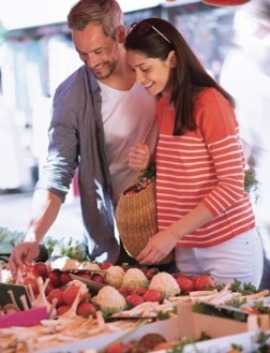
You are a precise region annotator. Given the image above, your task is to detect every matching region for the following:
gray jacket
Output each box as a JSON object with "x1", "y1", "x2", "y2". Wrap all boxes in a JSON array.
[{"x1": 36, "y1": 65, "x2": 120, "y2": 263}]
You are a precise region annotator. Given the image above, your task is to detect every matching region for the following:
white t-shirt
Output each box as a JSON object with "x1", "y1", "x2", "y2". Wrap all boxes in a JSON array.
[{"x1": 98, "y1": 81, "x2": 158, "y2": 205}]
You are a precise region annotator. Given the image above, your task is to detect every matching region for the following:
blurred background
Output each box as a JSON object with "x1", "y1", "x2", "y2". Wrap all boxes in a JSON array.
[
  {"x1": 0, "y1": 0, "x2": 244, "y2": 193},
  {"x1": 0, "y1": 0, "x2": 269, "y2": 282}
]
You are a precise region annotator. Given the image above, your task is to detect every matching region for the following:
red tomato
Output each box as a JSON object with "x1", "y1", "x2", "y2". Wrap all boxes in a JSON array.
[
  {"x1": 60, "y1": 272, "x2": 72, "y2": 285},
  {"x1": 145, "y1": 267, "x2": 159, "y2": 280},
  {"x1": 176, "y1": 275, "x2": 195, "y2": 293},
  {"x1": 189, "y1": 275, "x2": 199, "y2": 284},
  {"x1": 143, "y1": 289, "x2": 162, "y2": 303},
  {"x1": 77, "y1": 272, "x2": 92, "y2": 281},
  {"x1": 118, "y1": 286, "x2": 134, "y2": 297},
  {"x1": 45, "y1": 281, "x2": 55, "y2": 296},
  {"x1": 48, "y1": 269, "x2": 62, "y2": 287},
  {"x1": 47, "y1": 288, "x2": 65, "y2": 307},
  {"x1": 31, "y1": 262, "x2": 49, "y2": 279},
  {"x1": 20, "y1": 264, "x2": 32, "y2": 277},
  {"x1": 91, "y1": 274, "x2": 104, "y2": 283},
  {"x1": 126, "y1": 294, "x2": 144, "y2": 308},
  {"x1": 106, "y1": 343, "x2": 127, "y2": 353},
  {"x1": 24, "y1": 277, "x2": 39, "y2": 295},
  {"x1": 195, "y1": 275, "x2": 214, "y2": 291},
  {"x1": 76, "y1": 302, "x2": 97, "y2": 318},
  {"x1": 135, "y1": 287, "x2": 148, "y2": 296},
  {"x1": 63, "y1": 286, "x2": 88, "y2": 306},
  {"x1": 57, "y1": 305, "x2": 70, "y2": 316},
  {"x1": 100, "y1": 261, "x2": 113, "y2": 270}
]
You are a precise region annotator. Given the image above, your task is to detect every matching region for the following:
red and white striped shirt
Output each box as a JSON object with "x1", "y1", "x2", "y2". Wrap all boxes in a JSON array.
[{"x1": 156, "y1": 88, "x2": 255, "y2": 248}]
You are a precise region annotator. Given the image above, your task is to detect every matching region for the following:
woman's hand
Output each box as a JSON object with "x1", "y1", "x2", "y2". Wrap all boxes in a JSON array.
[
  {"x1": 137, "y1": 203, "x2": 214, "y2": 265},
  {"x1": 128, "y1": 143, "x2": 151, "y2": 171},
  {"x1": 136, "y1": 228, "x2": 179, "y2": 265}
]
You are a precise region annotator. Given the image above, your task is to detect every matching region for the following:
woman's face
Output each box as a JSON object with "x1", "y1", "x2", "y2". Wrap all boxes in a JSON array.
[{"x1": 126, "y1": 49, "x2": 175, "y2": 96}]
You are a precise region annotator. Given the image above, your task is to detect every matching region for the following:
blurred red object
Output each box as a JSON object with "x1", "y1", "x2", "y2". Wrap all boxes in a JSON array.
[{"x1": 202, "y1": 0, "x2": 250, "y2": 5}]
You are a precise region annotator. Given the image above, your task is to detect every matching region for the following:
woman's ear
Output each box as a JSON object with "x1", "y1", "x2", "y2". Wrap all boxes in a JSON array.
[
  {"x1": 117, "y1": 25, "x2": 126, "y2": 44},
  {"x1": 168, "y1": 50, "x2": 177, "y2": 68}
]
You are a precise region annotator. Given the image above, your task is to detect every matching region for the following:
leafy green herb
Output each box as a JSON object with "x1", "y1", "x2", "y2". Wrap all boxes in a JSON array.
[
  {"x1": 255, "y1": 331, "x2": 270, "y2": 353},
  {"x1": 126, "y1": 162, "x2": 156, "y2": 193},
  {"x1": 244, "y1": 169, "x2": 258, "y2": 194},
  {"x1": 58, "y1": 238, "x2": 87, "y2": 261},
  {"x1": 192, "y1": 302, "x2": 247, "y2": 322},
  {"x1": 253, "y1": 301, "x2": 270, "y2": 314},
  {"x1": 198, "y1": 331, "x2": 212, "y2": 341},
  {"x1": 169, "y1": 336, "x2": 195, "y2": 353},
  {"x1": 156, "y1": 310, "x2": 171, "y2": 320},
  {"x1": 0, "y1": 226, "x2": 88, "y2": 261},
  {"x1": 242, "y1": 282, "x2": 257, "y2": 295},
  {"x1": 231, "y1": 343, "x2": 243, "y2": 351},
  {"x1": 168, "y1": 333, "x2": 211, "y2": 353},
  {"x1": 226, "y1": 297, "x2": 247, "y2": 308},
  {"x1": 230, "y1": 279, "x2": 242, "y2": 292},
  {"x1": 230, "y1": 279, "x2": 257, "y2": 295}
]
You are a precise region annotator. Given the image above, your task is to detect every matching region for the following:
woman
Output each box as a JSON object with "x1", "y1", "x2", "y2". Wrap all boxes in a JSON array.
[{"x1": 124, "y1": 18, "x2": 263, "y2": 287}]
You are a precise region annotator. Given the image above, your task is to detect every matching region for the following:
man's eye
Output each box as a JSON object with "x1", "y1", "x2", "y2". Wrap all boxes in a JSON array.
[{"x1": 79, "y1": 53, "x2": 87, "y2": 59}]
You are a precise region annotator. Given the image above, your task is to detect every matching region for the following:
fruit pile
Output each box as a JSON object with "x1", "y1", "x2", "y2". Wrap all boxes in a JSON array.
[
  {"x1": 124, "y1": 163, "x2": 155, "y2": 195},
  {"x1": 104, "y1": 333, "x2": 170, "y2": 353},
  {"x1": 12, "y1": 261, "x2": 216, "y2": 320},
  {"x1": 175, "y1": 274, "x2": 214, "y2": 293},
  {"x1": 14, "y1": 262, "x2": 96, "y2": 318}
]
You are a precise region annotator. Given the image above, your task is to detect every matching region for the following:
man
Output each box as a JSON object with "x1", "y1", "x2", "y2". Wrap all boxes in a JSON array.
[{"x1": 9, "y1": 0, "x2": 157, "y2": 273}]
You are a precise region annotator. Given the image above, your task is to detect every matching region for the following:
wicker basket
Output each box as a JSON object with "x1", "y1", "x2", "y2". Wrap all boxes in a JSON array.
[{"x1": 115, "y1": 180, "x2": 174, "y2": 265}]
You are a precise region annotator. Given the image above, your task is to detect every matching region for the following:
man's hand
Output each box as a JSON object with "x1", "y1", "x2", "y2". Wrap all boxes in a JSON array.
[{"x1": 9, "y1": 241, "x2": 40, "y2": 275}]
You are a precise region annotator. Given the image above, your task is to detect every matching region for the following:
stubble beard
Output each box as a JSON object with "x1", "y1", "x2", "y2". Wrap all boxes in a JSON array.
[
  {"x1": 93, "y1": 44, "x2": 120, "y2": 80},
  {"x1": 93, "y1": 60, "x2": 118, "y2": 80}
]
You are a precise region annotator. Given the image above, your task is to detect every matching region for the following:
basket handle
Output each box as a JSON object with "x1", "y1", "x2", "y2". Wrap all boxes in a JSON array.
[{"x1": 141, "y1": 117, "x2": 156, "y2": 144}]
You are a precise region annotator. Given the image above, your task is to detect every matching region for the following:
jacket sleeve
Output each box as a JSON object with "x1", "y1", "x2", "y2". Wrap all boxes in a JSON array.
[{"x1": 35, "y1": 73, "x2": 80, "y2": 202}]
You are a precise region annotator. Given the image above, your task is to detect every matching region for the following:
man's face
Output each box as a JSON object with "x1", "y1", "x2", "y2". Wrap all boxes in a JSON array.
[{"x1": 73, "y1": 23, "x2": 120, "y2": 80}]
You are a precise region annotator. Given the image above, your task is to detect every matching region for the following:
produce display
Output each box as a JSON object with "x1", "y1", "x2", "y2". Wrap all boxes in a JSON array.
[
  {"x1": 5, "y1": 260, "x2": 221, "y2": 319},
  {"x1": 1, "y1": 257, "x2": 270, "y2": 353}
]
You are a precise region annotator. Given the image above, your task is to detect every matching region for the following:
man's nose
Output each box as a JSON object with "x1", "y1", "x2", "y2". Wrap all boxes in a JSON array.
[{"x1": 85, "y1": 53, "x2": 98, "y2": 68}]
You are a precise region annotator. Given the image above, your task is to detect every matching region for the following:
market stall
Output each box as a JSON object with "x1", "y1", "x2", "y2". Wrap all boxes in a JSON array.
[{"x1": 1, "y1": 259, "x2": 270, "y2": 353}]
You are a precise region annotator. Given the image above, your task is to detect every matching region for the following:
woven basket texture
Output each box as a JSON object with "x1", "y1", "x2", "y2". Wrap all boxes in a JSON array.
[{"x1": 116, "y1": 181, "x2": 174, "y2": 264}]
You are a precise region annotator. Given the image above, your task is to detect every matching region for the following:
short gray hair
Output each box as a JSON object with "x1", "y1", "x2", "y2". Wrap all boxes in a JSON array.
[{"x1": 67, "y1": 0, "x2": 124, "y2": 38}]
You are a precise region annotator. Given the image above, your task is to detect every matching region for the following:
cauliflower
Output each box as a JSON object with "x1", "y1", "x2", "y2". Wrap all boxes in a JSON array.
[
  {"x1": 65, "y1": 279, "x2": 89, "y2": 294},
  {"x1": 91, "y1": 286, "x2": 126, "y2": 314},
  {"x1": 80, "y1": 262, "x2": 101, "y2": 271},
  {"x1": 1, "y1": 268, "x2": 12, "y2": 283},
  {"x1": 50, "y1": 257, "x2": 81, "y2": 270},
  {"x1": 122, "y1": 268, "x2": 148, "y2": 289},
  {"x1": 104, "y1": 265, "x2": 125, "y2": 288},
  {"x1": 149, "y1": 272, "x2": 180, "y2": 298}
]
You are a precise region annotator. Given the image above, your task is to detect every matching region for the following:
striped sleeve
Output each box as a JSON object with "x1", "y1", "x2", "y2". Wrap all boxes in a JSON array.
[{"x1": 197, "y1": 89, "x2": 246, "y2": 217}]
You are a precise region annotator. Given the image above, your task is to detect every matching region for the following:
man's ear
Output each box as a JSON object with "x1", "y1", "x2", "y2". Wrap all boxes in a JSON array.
[
  {"x1": 117, "y1": 25, "x2": 126, "y2": 43},
  {"x1": 168, "y1": 50, "x2": 177, "y2": 68}
]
